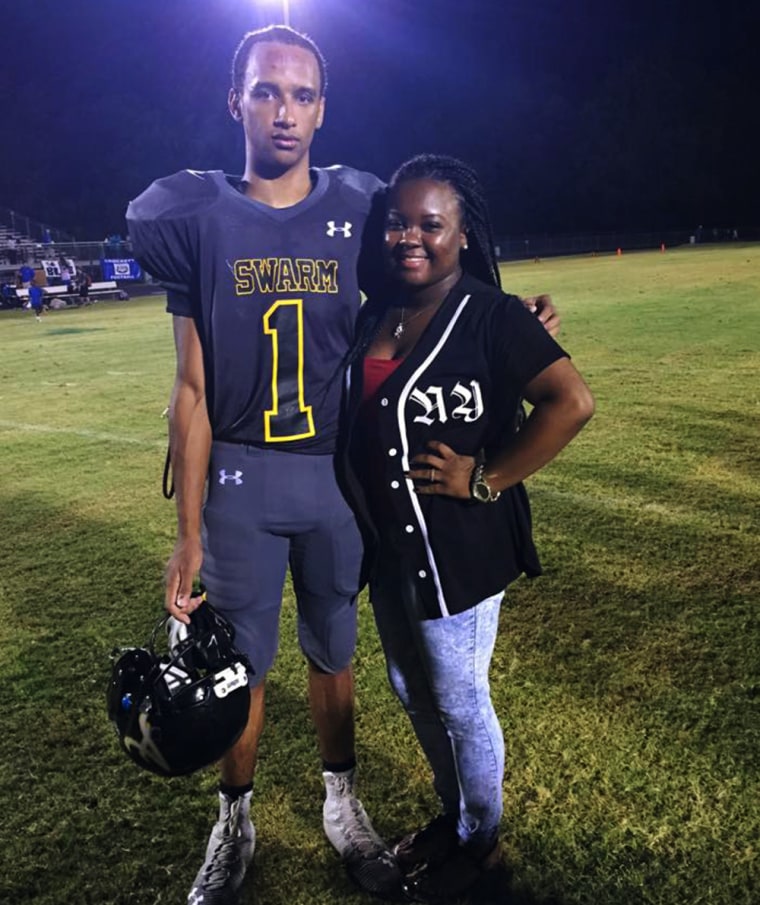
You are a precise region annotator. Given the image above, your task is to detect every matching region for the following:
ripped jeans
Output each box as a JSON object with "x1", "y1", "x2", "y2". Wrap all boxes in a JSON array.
[{"x1": 370, "y1": 554, "x2": 504, "y2": 853}]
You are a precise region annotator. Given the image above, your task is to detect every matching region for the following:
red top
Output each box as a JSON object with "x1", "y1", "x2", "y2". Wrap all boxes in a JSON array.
[
  {"x1": 358, "y1": 357, "x2": 405, "y2": 525},
  {"x1": 362, "y1": 356, "x2": 403, "y2": 403}
]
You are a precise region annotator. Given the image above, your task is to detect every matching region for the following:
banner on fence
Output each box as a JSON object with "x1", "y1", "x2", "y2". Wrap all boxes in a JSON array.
[
  {"x1": 41, "y1": 258, "x2": 76, "y2": 280},
  {"x1": 101, "y1": 258, "x2": 142, "y2": 280}
]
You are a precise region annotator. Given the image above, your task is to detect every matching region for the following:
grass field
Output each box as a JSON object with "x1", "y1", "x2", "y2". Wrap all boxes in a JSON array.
[{"x1": 1, "y1": 244, "x2": 758, "y2": 905}]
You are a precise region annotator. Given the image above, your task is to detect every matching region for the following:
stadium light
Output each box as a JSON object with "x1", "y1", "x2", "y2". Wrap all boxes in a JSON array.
[{"x1": 258, "y1": 0, "x2": 291, "y2": 26}]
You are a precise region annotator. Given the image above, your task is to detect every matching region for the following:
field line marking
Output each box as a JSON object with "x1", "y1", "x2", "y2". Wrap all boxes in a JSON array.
[
  {"x1": 0, "y1": 419, "x2": 165, "y2": 448},
  {"x1": 532, "y1": 486, "x2": 757, "y2": 530}
]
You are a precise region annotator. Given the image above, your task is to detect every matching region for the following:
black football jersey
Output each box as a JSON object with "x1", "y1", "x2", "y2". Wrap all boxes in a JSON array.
[{"x1": 127, "y1": 167, "x2": 386, "y2": 453}]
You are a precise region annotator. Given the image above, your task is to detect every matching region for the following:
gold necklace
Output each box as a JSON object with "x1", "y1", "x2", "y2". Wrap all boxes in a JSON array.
[{"x1": 392, "y1": 306, "x2": 428, "y2": 339}]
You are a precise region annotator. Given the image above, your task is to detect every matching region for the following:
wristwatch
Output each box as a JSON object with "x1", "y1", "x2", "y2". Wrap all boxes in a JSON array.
[{"x1": 470, "y1": 463, "x2": 501, "y2": 503}]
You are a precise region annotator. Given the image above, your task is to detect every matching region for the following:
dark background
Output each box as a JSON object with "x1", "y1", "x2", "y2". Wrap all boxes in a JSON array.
[{"x1": 1, "y1": 0, "x2": 757, "y2": 238}]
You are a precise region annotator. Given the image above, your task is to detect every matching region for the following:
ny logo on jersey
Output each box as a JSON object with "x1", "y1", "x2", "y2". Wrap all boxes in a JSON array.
[
  {"x1": 218, "y1": 469, "x2": 243, "y2": 486},
  {"x1": 409, "y1": 381, "x2": 484, "y2": 425},
  {"x1": 326, "y1": 220, "x2": 352, "y2": 238}
]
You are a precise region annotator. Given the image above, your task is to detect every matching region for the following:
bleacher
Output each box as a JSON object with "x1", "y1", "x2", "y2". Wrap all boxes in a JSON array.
[
  {"x1": 14, "y1": 280, "x2": 125, "y2": 306},
  {"x1": 1, "y1": 206, "x2": 139, "y2": 308},
  {"x1": 0, "y1": 226, "x2": 34, "y2": 270},
  {"x1": 0, "y1": 212, "x2": 70, "y2": 281}
]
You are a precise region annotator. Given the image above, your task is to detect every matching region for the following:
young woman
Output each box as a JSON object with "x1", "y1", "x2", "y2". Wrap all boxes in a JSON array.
[{"x1": 338, "y1": 155, "x2": 594, "y2": 903}]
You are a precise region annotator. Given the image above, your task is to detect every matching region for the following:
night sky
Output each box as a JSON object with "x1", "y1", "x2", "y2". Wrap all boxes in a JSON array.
[{"x1": 2, "y1": 0, "x2": 758, "y2": 239}]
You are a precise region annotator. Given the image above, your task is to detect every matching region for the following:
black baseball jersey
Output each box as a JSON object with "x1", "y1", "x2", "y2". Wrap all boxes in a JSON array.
[
  {"x1": 127, "y1": 166, "x2": 385, "y2": 453},
  {"x1": 338, "y1": 272, "x2": 569, "y2": 619}
]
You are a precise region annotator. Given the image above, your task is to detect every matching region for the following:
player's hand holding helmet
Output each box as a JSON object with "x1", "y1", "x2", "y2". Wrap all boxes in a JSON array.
[{"x1": 107, "y1": 594, "x2": 252, "y2": 777}]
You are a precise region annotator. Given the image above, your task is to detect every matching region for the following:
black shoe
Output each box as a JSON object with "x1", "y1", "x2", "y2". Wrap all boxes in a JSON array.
[
  {"x1": 468, "y1": 860, "x2": 511, "y2": 904},
  {"x1": 401, "y1": 841, "x2": 501, "y2": 905},
  {"x1": 393, "y1": 814, "x2": 458, "y2": 871},
  {"x1": 345, "y1": 848, "x2": 405, "y2": 901}
]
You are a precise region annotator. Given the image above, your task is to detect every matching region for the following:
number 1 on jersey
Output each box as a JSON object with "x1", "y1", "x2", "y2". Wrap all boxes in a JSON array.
[{"x1": 263, "y1": 299, "x2": 315, "y2": 442}]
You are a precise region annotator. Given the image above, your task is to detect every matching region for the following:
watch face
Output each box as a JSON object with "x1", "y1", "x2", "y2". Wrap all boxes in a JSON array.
[{"x1": 473, "y1": 481, "x2": 490, "y2": 502}]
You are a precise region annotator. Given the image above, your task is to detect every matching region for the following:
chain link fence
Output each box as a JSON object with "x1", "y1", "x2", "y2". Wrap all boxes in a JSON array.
[{"x1": 495, "y1": 226, "x2": 759, "y2": 260}]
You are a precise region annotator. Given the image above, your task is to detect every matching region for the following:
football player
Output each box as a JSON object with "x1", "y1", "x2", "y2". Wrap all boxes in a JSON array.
[{"x1": 128, "y1": 26, "x2": 400, "y2": 904}]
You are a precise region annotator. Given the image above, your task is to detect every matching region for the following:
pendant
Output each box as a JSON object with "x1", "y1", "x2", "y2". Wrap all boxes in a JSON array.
[{"x1": 393, "y1": 322, "x2": 404, "y2": 339}]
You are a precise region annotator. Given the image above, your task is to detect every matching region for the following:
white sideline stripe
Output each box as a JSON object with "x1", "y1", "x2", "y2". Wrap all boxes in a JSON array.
[
  {"x1": 0, "y1": 419, "x2": 165, "y2": 448},
  {"x1": 533, "y1": 486, "x2": 754, "y2": 529}
]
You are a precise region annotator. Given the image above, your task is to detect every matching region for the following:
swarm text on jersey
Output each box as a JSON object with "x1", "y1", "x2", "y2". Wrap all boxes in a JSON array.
[{"x1": 233, "y1": 257, "x2": 339, "y2": 295}]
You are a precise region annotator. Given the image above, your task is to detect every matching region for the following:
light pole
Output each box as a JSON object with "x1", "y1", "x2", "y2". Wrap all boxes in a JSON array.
[{"x1": 259, "y1": 0, "x2": 291, "y2": 26}]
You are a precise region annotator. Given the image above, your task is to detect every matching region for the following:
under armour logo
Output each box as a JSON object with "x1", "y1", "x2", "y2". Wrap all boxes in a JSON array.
[
  {"x1": 326, "y1": 220, "x2": 352, "y2": 237},
  {"x1": 218, "y1": 469, "x2": 243, "y2": 485}
]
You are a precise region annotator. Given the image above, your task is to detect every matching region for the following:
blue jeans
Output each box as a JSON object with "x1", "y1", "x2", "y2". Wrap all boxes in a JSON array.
[{"x1": 370, "y1": 556, "x2": 504, "y2": 852}]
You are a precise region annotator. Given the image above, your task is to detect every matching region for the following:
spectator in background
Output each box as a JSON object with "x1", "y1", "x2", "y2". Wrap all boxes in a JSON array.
[
  {"x1": 19, "y1": 264, "x2": 35, "y2": 288},
  {"x1": 78, "y1": 271, "x2": 91, "y2": 305},
  {"x1": 29, "y1": 282, "x2": 44, "y2": 320},
  {"x1": 106, "y1": 233, "x2": 124, "y2": 255},
  {"x1": 1, "y1": 282, "x2": 15, "y2": 308},
  {"x1": 59, "y1": 257, "x2": 72, "y2": 288}
]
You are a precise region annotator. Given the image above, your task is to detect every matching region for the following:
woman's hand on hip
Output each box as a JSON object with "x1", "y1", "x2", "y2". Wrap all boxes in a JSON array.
[{"x1": 406, "y1": 441, "x2": 475, "y2": 499}]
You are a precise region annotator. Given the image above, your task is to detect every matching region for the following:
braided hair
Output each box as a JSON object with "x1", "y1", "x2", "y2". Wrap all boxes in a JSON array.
[
  {"x1": 231, "y1": 25, "x2": 328, "y2": 96},
  {"x1": 388, "y1": 154, "x2": 502, "y2": 289},
  {"x1": 343, "y1": 155, "x2": 503, "y2": 370}
]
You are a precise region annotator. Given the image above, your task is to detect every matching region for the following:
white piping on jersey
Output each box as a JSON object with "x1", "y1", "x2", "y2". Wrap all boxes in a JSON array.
[{"x1": 396, "y1": 293, "x2": 473, "y2": 618}]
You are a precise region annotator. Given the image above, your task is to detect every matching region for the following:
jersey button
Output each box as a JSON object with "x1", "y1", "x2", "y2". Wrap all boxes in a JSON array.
[
  {"x1": 405, "y1": 524, "x2": 414, "y2": 533},
  {"x1": 418, "y1": 570, "x2": 427, "y2": 579},
  {"x1": 390, "y1": 480, "x2": 400, "y2": 489},
  {"x1": 380, "y1": 397, "x2": 389, "y2": 406},
  {"x1": 388, "y1": 448, "x2": 398, "y2": 456}
]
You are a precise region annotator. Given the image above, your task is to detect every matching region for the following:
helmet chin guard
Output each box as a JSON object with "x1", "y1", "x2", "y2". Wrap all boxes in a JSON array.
[{"x1": 107, "y1": 597, "x2": 252, "y2": 777}]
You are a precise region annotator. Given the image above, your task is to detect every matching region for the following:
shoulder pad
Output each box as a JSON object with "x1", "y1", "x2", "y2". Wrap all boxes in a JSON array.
[
  {"x1": 127, "y1": 170, "x2": 227, "y2": 223},
  {"x1": 320, "y1": 165, "x2": 386, "y2": 208}
]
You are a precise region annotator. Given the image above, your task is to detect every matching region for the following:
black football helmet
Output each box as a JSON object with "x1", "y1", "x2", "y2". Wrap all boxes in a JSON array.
[{"x1": 107, "y1": 596, "x2": 252, "y2": 777}]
